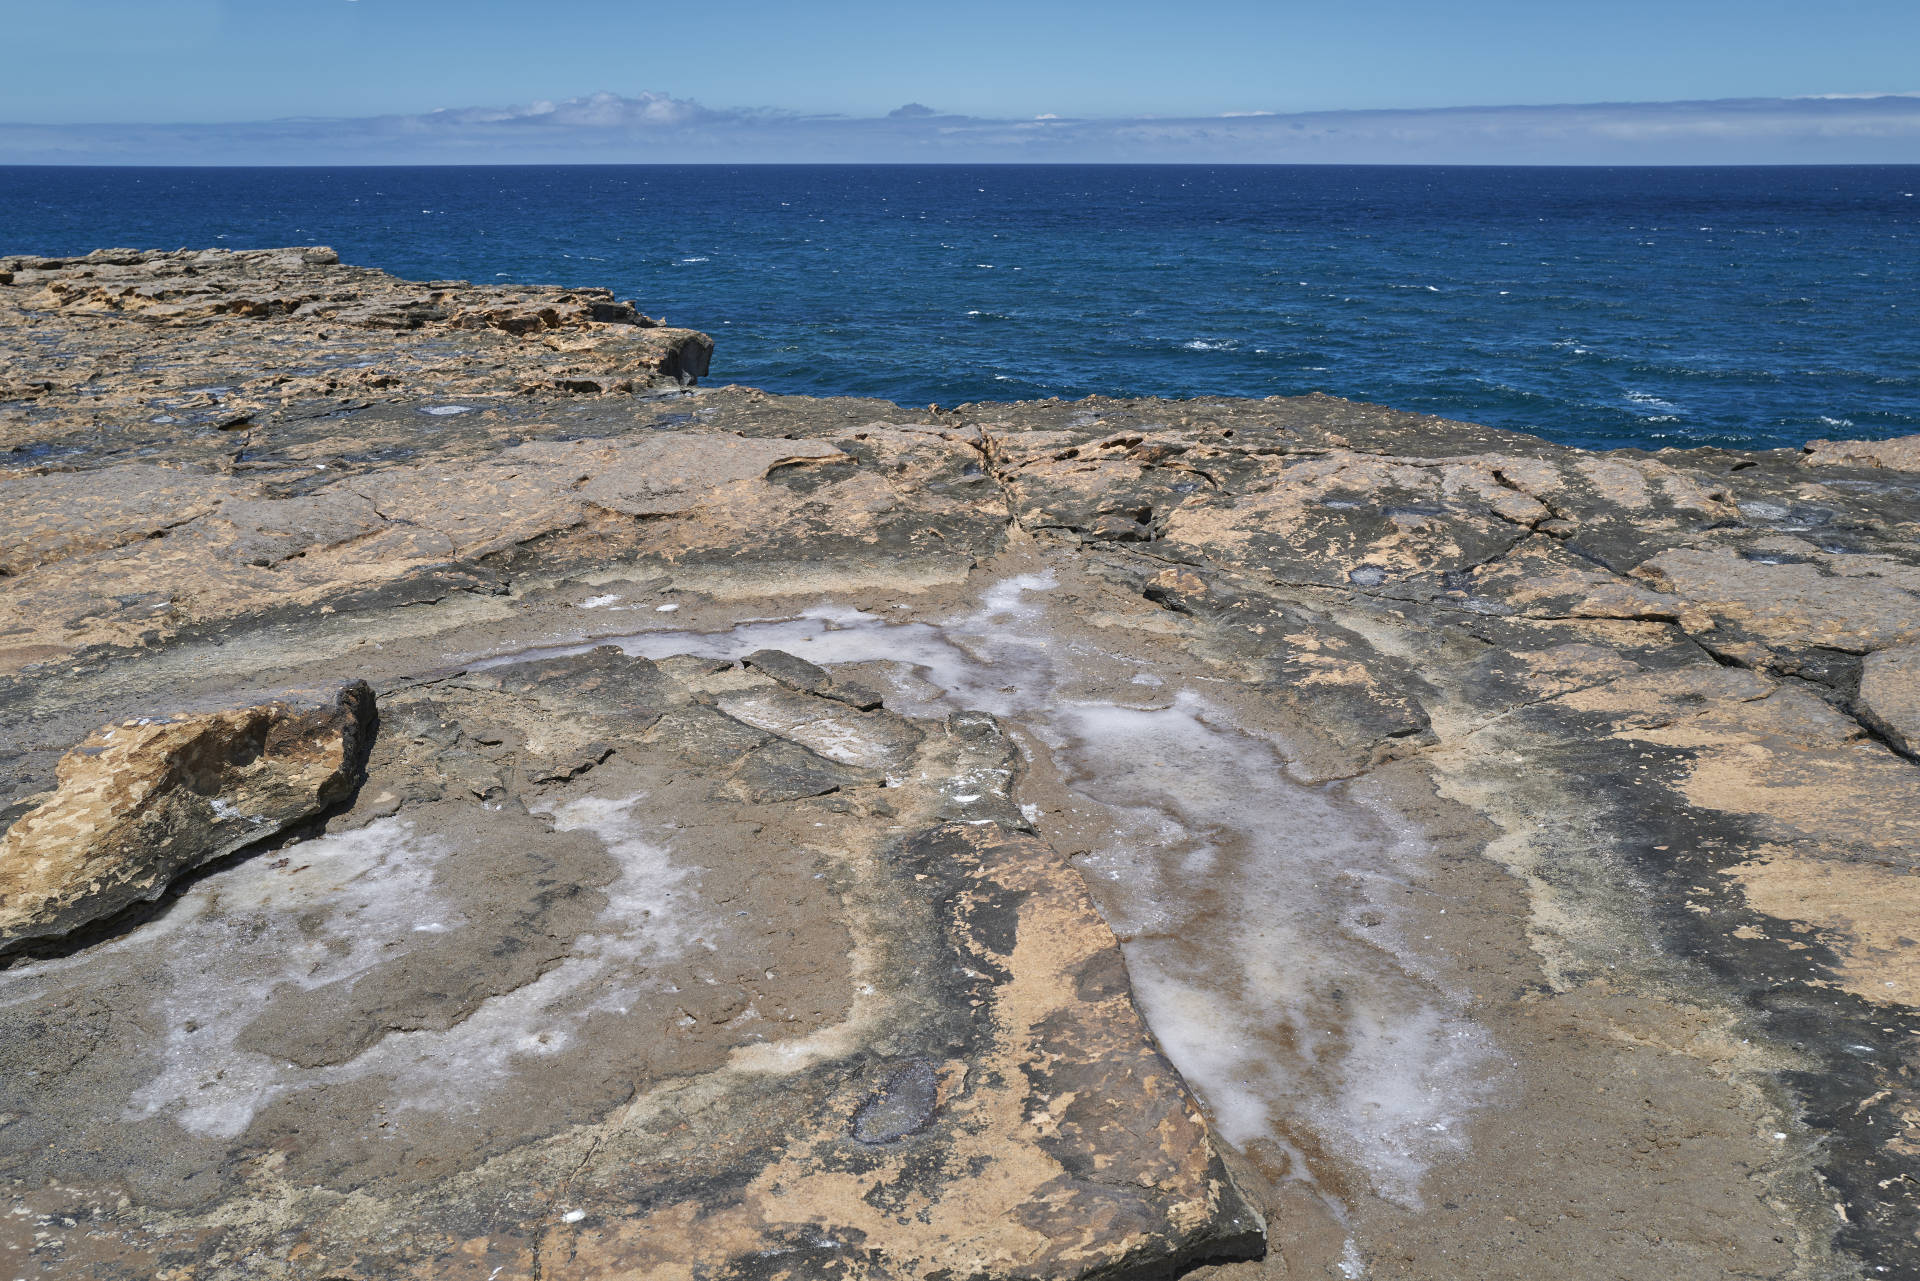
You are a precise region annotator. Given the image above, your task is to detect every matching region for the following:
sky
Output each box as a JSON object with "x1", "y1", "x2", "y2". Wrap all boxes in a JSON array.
[{"x1": 3, "y1": 0, "x2": 1919, "y2": 163}]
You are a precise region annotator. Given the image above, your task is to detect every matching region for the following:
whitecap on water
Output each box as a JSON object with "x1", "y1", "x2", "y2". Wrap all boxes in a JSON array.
[{"x1": 1624, "y1": 390, "x2": 1680, "y2": 416}]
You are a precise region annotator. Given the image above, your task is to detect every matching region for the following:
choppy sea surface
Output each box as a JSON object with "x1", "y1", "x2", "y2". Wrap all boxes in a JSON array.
[{"x1": 3, "y1": 164, "x2": 1916, "y2": 451}]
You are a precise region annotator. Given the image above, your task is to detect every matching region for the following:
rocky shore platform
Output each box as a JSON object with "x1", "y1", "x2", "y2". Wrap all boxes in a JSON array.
[{"x1": 2, "y1": 249, "x2": 1918, "y2": 1280}]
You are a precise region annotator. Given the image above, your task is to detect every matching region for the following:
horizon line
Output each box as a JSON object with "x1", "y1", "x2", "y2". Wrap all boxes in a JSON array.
[{"x1": 6, "y1": 160, "x2": 1920, "y2": 171}]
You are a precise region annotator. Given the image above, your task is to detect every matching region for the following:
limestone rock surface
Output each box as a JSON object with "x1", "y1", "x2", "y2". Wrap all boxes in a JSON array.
[
  {"x1": 1804, "y1": 433, "x2": 1920, "y2": 471},
  {"x1": 0, "y1": 651, "x2": 1257, "y2": 1279},
  {"x1": 0, "y1": 246, "x2": 713, "y2": 474},
  {"x1": 4, "y1": 249, "x2": 1920, "y2": 1280},
  {"x1": 1859, "y1": 643, "x2": 1920, "y2": 757}
]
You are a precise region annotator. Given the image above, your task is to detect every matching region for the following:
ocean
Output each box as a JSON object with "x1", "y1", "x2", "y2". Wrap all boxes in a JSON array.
[{"x1": 3, "y1": 164, "x2": 1915, "y2": 451}]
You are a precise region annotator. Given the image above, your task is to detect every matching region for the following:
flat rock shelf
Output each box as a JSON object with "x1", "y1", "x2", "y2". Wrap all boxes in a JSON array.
[{"x1": 2, "y1": 249, "x2": 1919, "y2": 1280}]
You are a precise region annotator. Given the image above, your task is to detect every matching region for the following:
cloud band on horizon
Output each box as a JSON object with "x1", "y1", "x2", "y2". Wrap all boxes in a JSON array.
[{"x1": 4, "y1": 91, "x2": 1919, "y2": 165}]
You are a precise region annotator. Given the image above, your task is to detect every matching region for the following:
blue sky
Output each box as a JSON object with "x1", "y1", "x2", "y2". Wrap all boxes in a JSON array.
[
  {"x1": 2, "y1": 1, "x2": 1917, "y2": 163},
  {"x1": 6, "y1": 0, "x2": 1918, "y2": 124}
]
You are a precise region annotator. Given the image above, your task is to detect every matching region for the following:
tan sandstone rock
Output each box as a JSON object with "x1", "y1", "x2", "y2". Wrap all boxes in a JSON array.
[
  {"x1": 1860, "y1": 644, "x2": 1920, "y2": 756},
  {"x1": 0, "y1": 681, "x2": 374, "y2": 952},
  {"x1": 1803, "y1": 434, "x2": 1920, "y2": 471}
]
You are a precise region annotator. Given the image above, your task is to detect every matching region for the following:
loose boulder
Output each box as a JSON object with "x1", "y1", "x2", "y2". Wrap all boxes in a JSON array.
[{"x1": 0, "y1": 681, "x2": 374, "y2": 953}]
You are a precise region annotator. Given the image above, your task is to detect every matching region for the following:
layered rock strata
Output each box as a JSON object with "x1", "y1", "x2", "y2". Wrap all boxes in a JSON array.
[
  {"x1": 2, "y1": 252, "x2": 1919, "y2": 1279},
  {"x1": 0, "y1": 246, "x2": 713, "y2": 476}
]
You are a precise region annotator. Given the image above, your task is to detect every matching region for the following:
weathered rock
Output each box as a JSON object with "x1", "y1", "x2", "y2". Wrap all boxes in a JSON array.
[
  {"x1": 0, "y1": 246, "x2": 712, "y2": 478},
  {"x1": 744, "y1": 646, "x2": 835, "y2": 693},
  {"x1": 0, "y1": 421, "x2": 1006, "y2": 674},
  {"x1": 1859, "y1": 644, "x2": 1920, "y2": 757},
  {"x1": 5, "y1": 252, "x2": 1920, "y2": 1279},
  {"x1": 1634, "y1": 543, "x2": 1920, "y2": 653},
  {"x1": 1804, "y1": 433, "x2": 1920, "y2": 471},
  {"x1": 0, "y1": 650, "x2": 1259, "y2": 1279},
  {"x1": 0, "y1": 464, "x2": 244, "y2": 574},
  {"x1": 0, "y1": 680, "x2": 373, "y2": 953},
  {"x1": 745, "y1": 646, "x2": 887, "y2": 709}
]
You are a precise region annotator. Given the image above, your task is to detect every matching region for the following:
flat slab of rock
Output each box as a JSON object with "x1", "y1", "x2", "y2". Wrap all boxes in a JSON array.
[
  {"x1": 0, "y1": 425, "x2": 998, "y2": 674},
  {"x1": 1803, "y1": 433, "x2": 1920, "y2": 471},
  {"x1": 1860, "y1": 644, "x2": 1920, "y2": 756},
  {"x1": 0, "y1": 651, "x2": 1259, "y2": 1279},
  {"x1": 0, "y1": 247, "x2": 713, "y2": 457}
]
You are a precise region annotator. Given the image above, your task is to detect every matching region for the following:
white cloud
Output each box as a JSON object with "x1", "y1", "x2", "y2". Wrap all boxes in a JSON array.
[{"x1": 4, "y1": 91, "x2": 1919, "y2": 164}]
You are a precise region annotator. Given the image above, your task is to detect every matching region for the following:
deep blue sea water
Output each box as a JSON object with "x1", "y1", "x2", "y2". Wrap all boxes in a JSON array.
[{"x1": 3, "y1": 164, "x2": 1916, "y2": 451}]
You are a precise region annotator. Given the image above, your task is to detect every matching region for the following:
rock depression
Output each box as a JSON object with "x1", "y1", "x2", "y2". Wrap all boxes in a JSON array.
[{"x1": 2, "y1": 251, "x2": 1918, "y2": 1280}]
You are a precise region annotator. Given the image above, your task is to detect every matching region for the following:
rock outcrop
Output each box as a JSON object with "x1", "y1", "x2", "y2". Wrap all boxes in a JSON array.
[
  {"x1": 1804, "y1": 433, "x2": 1920, "y2": 472},
  {"x1": 0, "y1": 681, "x2": 373, "y2": 954},
  {"x1": 0, "y1": 246, "x2": 713, "y2": 474},
  {"x1": 3, "y1": 251, "x2": 1919, "y2": 1280}
]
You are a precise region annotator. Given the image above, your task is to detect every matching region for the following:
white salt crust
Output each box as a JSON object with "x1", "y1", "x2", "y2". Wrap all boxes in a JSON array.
[
  {"x1": 524, "y1": 574, "x2": 1506, "y2": 1206},
  {"x1": 2, "y1": 575, "x2": 1504, "y2": 1205},
  {"x1": 3, "y1": 801, "x2": 711, "y2": 1140}
]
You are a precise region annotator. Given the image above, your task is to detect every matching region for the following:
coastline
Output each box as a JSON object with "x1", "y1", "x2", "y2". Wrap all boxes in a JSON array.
[
  {"x1": 9, "y1": 164, "x2": 1918, "y2": 453},
  {"x1": 2, "y1": 248, "x2": 1917, "y2": 1279}
]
